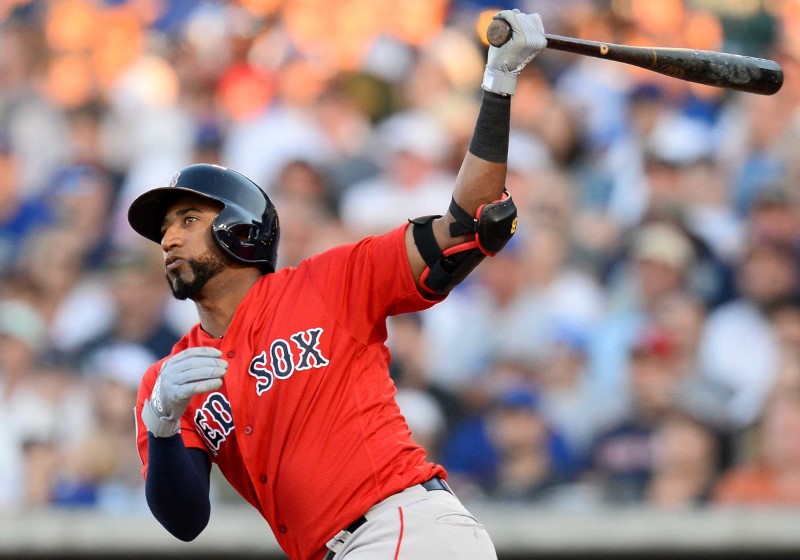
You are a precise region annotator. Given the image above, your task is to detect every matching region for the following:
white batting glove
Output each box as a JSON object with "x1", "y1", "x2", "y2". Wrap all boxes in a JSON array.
[
  {"x1": 482, "y1": 10, "x2": 547, "y2": 96},
  {"x1": 142, "y1": 347, "x2": 228, "y2": 438}
]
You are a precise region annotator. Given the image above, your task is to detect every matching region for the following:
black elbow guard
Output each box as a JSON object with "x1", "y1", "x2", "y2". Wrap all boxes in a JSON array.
[
  {"x1": 449, "y1": 189, "x2": 518, "y2": 255},
  {"x1": 410, "y1": 190, "x2": 518, "y2": 296}
]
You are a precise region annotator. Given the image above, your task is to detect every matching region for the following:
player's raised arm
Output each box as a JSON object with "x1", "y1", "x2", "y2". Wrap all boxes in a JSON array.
[{"x1": 405, "y1": 10, "x2": 546, "y2": 297}]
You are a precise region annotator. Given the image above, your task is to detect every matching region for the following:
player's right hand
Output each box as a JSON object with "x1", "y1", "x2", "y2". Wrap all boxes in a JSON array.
[
  {"x1": 142, "y1": 346, "x2": 228, "y2": 438},
  {"x1": 482, "y1": 10, "x2": 546, "y2": 96}
]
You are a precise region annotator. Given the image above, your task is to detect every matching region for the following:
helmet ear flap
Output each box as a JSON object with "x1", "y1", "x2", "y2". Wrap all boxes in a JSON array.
[{"x1": 212, "y1": 206, "x2": 279, "y2": 273}]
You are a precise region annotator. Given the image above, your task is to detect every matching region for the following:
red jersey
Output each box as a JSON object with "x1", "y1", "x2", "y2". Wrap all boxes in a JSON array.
[{"x1": 135, "y1": 224, "x2": 446, "y2": 560}]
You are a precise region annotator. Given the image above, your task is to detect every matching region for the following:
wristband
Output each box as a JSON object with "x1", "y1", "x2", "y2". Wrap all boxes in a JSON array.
[{"x1": 482, "y1": 67, "x2": 518, "y2": 97}]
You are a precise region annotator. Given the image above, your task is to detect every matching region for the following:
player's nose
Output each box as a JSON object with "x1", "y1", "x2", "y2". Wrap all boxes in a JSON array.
[{"x1": 160, "y1": 223, "x2": 184, "y2": 251}]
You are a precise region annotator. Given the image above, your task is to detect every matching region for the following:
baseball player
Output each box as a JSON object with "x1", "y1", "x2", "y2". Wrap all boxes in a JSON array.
[{"x1": 129, "y1": 10, "x2": 546, "y2": 560}]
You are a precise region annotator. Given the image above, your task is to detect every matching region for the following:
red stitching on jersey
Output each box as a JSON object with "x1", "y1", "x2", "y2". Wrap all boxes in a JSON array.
[{"x1": 394, "y1": 507, "x2": 405, "y2": 560}]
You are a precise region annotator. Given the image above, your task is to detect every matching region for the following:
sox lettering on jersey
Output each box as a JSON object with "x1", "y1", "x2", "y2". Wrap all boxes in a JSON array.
[
  {"x1": 193, "y1": 328, "x2": 330, "y2": 454},
  {"x1": 248, "y1": 327, "x2": 330, "y2": 395}
]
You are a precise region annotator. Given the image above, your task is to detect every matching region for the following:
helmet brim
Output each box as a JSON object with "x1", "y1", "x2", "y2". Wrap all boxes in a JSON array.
[{"x1": 127, "y1": 186, "x2": 222, "y2": 244}]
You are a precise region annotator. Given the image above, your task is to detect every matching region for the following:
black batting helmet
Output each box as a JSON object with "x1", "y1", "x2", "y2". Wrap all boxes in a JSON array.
[{"x1": 127, "y1": 163, "x2": 280, "y2": 273}]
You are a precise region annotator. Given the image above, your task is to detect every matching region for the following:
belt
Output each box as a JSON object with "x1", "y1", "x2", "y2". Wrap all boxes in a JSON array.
[{"x1": 322, "y1": 476, "x2": 453, "y2": 560}]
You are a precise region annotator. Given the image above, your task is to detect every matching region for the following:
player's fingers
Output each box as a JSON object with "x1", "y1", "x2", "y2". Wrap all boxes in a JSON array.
[
  {"x1": 493, "y1": 9, "x2": 521, "y2": 27},
  {"x1": 518, "y1": 13, "x2": 546, "y2": 46},
  {"x1": 175, "y1": 377, "x2": 224, "y2": 400},
  {"x1": 163, "y1": 347, "x2": 223, "y2": 369},
  {"x1": 172, "y1": 364, "x2": 227, "y2": 386},
  {"x1": 164, "y1": 356, "x2": 229, "y2": 376},
  {"x1": 181, "y1": 356, "x2": 229, "y2": 371},
  {"x1": 192, "y1": 377, "x2": 224, "y2": 394}
]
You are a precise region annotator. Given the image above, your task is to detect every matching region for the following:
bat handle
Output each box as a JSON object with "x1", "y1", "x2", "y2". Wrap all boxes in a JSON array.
[{"x1": 487, "y1": 18, "x2": 512, "y2": 47}]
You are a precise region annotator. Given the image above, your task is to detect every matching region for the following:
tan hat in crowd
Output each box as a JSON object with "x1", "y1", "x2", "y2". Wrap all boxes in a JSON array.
[{"x1": 632, "y1": 222, "x2": 695, "y2": 270}]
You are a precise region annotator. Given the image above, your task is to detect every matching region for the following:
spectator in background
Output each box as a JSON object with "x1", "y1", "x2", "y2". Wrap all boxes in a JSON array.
[
  {"x1": 269, "y1": 159, "x2": 349, "y2": 269},
  {"x1": 13, "y1": 226, "x2": 115, "y2": 358},
  {"x1": 219, "y1": 41, "x2": 334, "y2": 194},
  {"x1": 41, "y1": 162, "x2": 117, "y2": 269},
  {"x1": 271, "y1": 159, "x2": 338, "y2": 217},
  {"x1": 746, "y1": 188, "x2": 800, "y2": 251},
  {"x1": 310, "y1": 81, "x2": 381, "y2": 198},
  {"x1": 638, "y1": 115, "x2": 716, "y2": 223},
  {"x1": 651, "y1": 293, "x2": 706, "y2": 377},
  {"x1": 443, "y1": 385, "x2": 580, "y2": 504},
  {"x1": 73, "y1": 248, "x2": 184, "y2": 369},
  {"x1": 589, "y1": 219, "x2": 697, "y2": 411},
  {"x1": 767, "y1": 295, "x2": 800, "y2": 358},
  {"x1": 645, "y1": 412, "x2": 721, "y2": 508},
  {"x1": 713, "y1": 390, "x2": 800, "y2": 505},
  {"x1": 518, "y1": 223, "x2": 606, "y2": 359},
  {"x1": 534, "y1": 326, "x2": 616, "y2": 461},
  {"x1": 764, "y1": 295, "x2": 800, "y2": 410},
  {"x1": 0, "y1": 139, "x2": 53, "y2": 268},
  {"x1": 698, "y1": 239, "x2": 799, "y2": 428},
  {"x1": 718, "y1": 84, "x2": 795, "y2": 219},
  {"x1": 0, "y1": 299, "x2": 92, "y2": 510},
  {"x1": 394, "y1": 389, "x2": 447, "y2": 465},
  {"x1": 421, "y1": 233, "x2": 536, "y2": 389},
  {"x1": 587, "y1": 326, "x2": 689, "y2": 504},
  {"x1": 650, "y1": 293, "x2": 733, "y2": 433},
  {"x1": 338, "y1": 109, "x2": 455, "y2": 237},
  {"x1": 678, "y1": 150, "x2": 743, "y2": 265},
  {"x1": 386, "y1": 313, "x2": 459, "y2": 462},
  {"x1": 52, "y1": 344, "x2": 151, "y2": 511},
  {"x1": 424, "y1": 220, "x2": 604, "y2": 391},
  {"x1": 485, "y1": 387, "x2": 578, "y2": 503},
  {"x1": 601, "y1": 83, "x2": 714, "y2": 229},
  {"x1": 440, "y1": 359, "x2": 535, "y2": 499},
  {"x1": 0, "y1": 24, "x2": 68, "y2": 200},
  {"x1": 0, "y1": 298, "x2": 46, "y2": 508}
]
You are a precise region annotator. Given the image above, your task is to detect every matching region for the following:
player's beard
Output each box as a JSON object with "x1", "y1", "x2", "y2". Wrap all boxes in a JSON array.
[{"x1": 167, "y1": 246, "x2": 227, "y2": 300}]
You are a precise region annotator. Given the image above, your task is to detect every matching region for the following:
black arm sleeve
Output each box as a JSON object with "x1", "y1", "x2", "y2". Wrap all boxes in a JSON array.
[
  {"x1": 145, "y1": 433, "x2": 212, "y2": 541},
  {"x1": 468, "y1": 91, "x2": 511, "y2": 163}
]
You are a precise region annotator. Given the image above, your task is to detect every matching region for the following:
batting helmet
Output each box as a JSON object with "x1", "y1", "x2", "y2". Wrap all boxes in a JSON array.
[{"x1": 127, "y1": 163, "x2": 280, "y2": 273}]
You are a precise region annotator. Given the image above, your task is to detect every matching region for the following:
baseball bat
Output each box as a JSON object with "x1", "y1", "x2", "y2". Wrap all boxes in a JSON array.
[{"x1": 487, "y1": 19, "x2": 783, "y2": 95}]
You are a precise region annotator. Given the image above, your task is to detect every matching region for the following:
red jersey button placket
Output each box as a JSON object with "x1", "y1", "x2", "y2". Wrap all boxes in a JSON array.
[
  {"x1": 226, "y1": 351, "x2": 236, "y2": 358},
  {"x1": 243, "y1": 425, "x2": 253, "y2": 435}
]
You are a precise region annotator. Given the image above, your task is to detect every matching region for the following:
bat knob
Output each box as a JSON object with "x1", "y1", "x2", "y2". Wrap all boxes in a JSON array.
[{"x1": 487, "y1": 18, "x2": 512, "y2": 47}]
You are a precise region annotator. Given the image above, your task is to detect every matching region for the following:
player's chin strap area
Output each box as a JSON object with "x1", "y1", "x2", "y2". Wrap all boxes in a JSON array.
[{"x1": 410, "y1": 189, "x2": 518, "y2": 297}]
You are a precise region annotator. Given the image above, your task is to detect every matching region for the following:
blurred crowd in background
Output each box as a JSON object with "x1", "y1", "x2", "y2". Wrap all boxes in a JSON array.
[{"x1": 0, "y1": 0, "x2": 799, "y2": 518}]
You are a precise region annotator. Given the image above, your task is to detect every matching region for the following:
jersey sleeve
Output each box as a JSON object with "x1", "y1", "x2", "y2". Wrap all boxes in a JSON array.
[
  {"x1": 305, "y1": 223, "x2": 443, "y2": 344},
  {"x1": 135, "y1": 358, "x2": 211, "y2": 478}
]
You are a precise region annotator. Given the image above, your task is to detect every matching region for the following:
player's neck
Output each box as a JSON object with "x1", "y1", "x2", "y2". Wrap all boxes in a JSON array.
[{"x1": 193, "y1": 266, "x2": 263, "y2": 338}]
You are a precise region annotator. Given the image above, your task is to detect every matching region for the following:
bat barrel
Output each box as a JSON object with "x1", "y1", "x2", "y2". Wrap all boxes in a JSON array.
[
  {"x1": 486, "y1": 18, "x2": 784, "y2": 95},
  {"x1": 546, "y1": 34, "x2": 784, "y2": 96}
]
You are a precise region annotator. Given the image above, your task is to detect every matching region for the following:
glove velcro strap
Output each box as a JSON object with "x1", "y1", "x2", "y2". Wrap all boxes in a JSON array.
[
  {"x1": 482, "y1": 67, "x2": 517, "y2": 96},
  {"x1": 142, "y1": 399, "x2": 181, "y2": 438}
]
